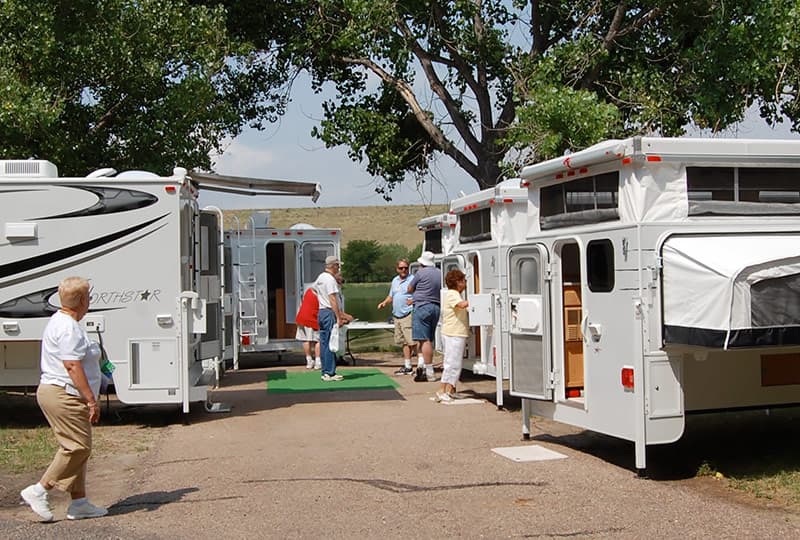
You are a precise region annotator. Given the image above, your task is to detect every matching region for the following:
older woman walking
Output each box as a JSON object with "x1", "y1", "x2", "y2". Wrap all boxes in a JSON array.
[{"x1": 20, "y1": 276, "x2": 108, "y2": 521}]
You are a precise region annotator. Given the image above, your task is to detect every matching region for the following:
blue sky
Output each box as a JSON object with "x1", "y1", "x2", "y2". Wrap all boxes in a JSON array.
[{"x1": 199, "y1": 79, "x2": 800, "y2": 210}]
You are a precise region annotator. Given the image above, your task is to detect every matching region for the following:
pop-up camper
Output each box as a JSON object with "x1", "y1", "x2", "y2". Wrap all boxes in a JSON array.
[
  {"x1": 510, "y1": 137, "x2": 800, "y2": 473},
  {"x1": 223, "y1": 213, "x2": 341, "y2": 369},
  {"x1": 0, "y1": 160, "x2": 319, "y2": 412},
  {"x1": 440, "y1": 180, "x2": 528, "y2": 407}
]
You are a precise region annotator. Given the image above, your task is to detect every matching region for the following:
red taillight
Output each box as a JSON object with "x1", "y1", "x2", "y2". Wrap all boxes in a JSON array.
[
  {"x1": 165, "y1": 186, "x2": 177, "y2": 194},
  {"x1": 621, "y1": 366, "x2": 634, "y2": 390},
  {"x1": 646, "y1": 155, "x2": 662, "y2": 162},
  {"x1": 241, "y1": 335, "x2": 251, "y2": 345}
]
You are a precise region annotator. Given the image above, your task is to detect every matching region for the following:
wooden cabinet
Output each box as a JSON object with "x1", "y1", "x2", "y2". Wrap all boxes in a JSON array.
[{"x1": 562, "y1": 284, "x2": 584, "y2": 389}]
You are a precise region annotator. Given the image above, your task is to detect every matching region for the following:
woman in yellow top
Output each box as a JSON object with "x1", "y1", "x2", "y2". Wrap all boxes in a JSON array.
[{"x1": 437, "y1": 269, "x2": 469, "y2": 402}]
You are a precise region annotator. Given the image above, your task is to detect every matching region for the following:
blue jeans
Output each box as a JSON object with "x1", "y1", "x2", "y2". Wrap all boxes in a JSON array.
[
  {"x1": 318, "y1": 308, "x2": 337, "y2": 376},
  {"x1": 412, "y1": 303, "x2": 440, "y2": 342}
]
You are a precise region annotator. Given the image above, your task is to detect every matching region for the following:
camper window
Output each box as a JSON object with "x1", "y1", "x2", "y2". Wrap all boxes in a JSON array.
[
  {"x1": 587, "y1": 239, "x2": 614, "y2": 293},
  {"x1": 303, "y1": 247, "x2": 331, "y2": 283},
  {"x1": 687, "y1": 167, "x2": 800, "y2": 215},
  {"x1": 540, "y1": 172, "x2": 620, "y2": 229},
  {"x1": 425, "y1": 229, "x2": 443, "y2": 254},
  {"x1": 459, "y1": 208, "x2": 492, "y2": 244},
  {"x1": 509, "y1": 252, "x2": 541, "y2": 295}
]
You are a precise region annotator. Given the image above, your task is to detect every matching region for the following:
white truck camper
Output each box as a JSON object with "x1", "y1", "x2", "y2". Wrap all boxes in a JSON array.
[
  {"x1": 511, "y1": 137, "x2": 800, "y2": 474},
  {"x1": 0, "y1": 160, "x2": 320, "y2": 412},
  {"x1": 223, "y1": 212, "x2": 341, "y2": 369},
  {"x1": 440, "y1": 180, "x2": 528, "y2": 407}
]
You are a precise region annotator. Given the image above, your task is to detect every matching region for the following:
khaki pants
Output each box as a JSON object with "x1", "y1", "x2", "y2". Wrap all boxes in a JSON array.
[{"x1": 37, "y1": 384, "x2": 92, "y2": 493}]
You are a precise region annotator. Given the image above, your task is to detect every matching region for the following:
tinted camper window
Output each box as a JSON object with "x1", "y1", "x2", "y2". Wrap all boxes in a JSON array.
[
  {"x1": 687, "y1": 167, "x2": 800, "y2": 214},
  {"x1": 587, "y1": 239, "x2": 614, "y2": 292},
  {"x1": 425, "y1": 229, "x2": 442, "y2": 254},
  {"x1": 459, "y1": 208, "x2": 491, "y2": 243},
  {"x1": 540, "y1": 172, "x2": 620, "y2": 229}
]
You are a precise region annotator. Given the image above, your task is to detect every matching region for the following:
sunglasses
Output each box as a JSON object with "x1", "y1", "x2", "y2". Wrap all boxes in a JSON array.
[{"x1": 397, "y1": 266, "x2": 409, "y2": 270}]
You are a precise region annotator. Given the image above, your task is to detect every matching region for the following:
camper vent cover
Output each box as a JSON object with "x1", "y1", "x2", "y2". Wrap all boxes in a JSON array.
[{"x1": 0, "y1": 160, "x2": 58, "y2": 178}]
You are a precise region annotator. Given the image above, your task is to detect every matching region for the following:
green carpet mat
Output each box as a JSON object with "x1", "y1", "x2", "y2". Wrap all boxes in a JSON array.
[{"x1": 266, "y1": 368, "x2": 400, "y2": 394}]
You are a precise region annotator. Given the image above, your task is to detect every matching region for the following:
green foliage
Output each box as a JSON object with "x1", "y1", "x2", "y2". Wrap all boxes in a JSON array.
[
  {"x1": 342, "y1": 240, "x2": 416, "y2": 283},
  {"x1": 0, "y1": 0, "x2": 284, "y2": 174},
  {"x1": 342, "y1": 239, "x2": 382, "y2": 283},
  {"x1": 217, "y1": 0, "x2": 799, "y2": 196}
]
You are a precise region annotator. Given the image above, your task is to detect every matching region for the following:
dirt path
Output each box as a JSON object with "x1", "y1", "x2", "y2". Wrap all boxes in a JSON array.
[{"x1": 2, "y1": 353, "x2": 799, "y2": 539}]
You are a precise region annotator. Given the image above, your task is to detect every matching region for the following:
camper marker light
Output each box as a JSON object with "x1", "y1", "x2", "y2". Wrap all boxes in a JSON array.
[
  {"x1": 622, "y1": 157, "x2": 633, "y2": 165},
  {"x1": 621, "y1": 366, "x2": 634, "y2": 390},
  {"x1": 646, "y1": 155, "x2": 662, "y2": 162},
  {"x1": 241, "y1": 335, "x2": 251, "y2": 345},
  {"x1": 164, "y1": 186, "x2": 177, "y2": 194}
]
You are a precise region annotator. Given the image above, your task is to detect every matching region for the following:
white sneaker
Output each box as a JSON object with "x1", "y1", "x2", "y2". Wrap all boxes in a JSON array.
[
  {"x1": 435, "y1": 392, "x2": 453, "y2": 403},
  {"x1": 305, "y1": 359, "x2": 315, "y2": 369},
  {"x1": 313, "y1": 359, "x2": 322, "y2": 370},
  {"x1": 426, "y1": 371, "x2": 437, "y2": 382},
  {"x1": 20, "y1": 485, "x2": 53, "y2": 522},
  {"x1": 67, "y1": 499, "x2": 108, "y2": 520},
  {"x1": 321, "y1": 373, "x2": 344, "y2": 382}
]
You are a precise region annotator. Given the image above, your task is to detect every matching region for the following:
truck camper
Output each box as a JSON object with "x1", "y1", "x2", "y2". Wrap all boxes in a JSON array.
[
  {"x1": 415, "y1": 212, "x2": 457, "y2": 265},
  {"x1": 511, "y1": 137, "x2": 800, "y2": 473},
  {"x1": 0, "y1": 160, "x2": 319, "y2": 412},
  {"x1": 441, "y1": 180, "x2": 528, "y2": 407},
  {"x1": 223, "y1": 213, "x2": 341, "y2": 369}
]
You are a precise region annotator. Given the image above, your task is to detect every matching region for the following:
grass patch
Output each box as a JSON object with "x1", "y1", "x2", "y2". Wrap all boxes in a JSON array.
[{"x1": 0, "y1": 427, "x2": 58, "y2": 474}]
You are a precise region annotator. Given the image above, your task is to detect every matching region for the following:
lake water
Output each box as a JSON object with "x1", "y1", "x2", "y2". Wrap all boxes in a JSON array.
[{"x1": 341, "y1": 283, "x2": 396, "y2": 351}]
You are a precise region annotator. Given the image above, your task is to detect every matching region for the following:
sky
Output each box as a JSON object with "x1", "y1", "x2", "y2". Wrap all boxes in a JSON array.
[{"x1": 199, "y1": 78, "x2": 800, "y2": 211}]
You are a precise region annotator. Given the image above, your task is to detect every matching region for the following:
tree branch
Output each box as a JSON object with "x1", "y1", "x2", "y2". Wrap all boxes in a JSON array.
[{"x1": 336, "y1": 55, "x2": 480, "y2": 179}]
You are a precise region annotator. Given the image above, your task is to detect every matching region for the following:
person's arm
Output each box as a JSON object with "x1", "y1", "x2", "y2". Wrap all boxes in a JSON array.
[
  {"x1": 456, "y1": 300, "x2": 469, "y2": 309},
  {"x1": 377, "y1": 294, "x2": 392, "y2": 309},
  {"x1": 328, "y1": 293, "x2": 343, "y2": 326},
  {"x1": 63, "y1": 360, "x2": 100, "y2": 424}
]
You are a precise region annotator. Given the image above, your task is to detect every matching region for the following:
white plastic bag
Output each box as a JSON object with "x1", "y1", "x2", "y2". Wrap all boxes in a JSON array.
[{"x1": 329, "y1": 325, "x2": 340, "y2": 353}]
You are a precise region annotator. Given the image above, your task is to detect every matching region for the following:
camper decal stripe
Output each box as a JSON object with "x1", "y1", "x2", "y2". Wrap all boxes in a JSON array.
[
  {"x1": 664, "y1": 325, "x2": 800, "y2": 348},
  {"x1": 0, "y1": 286, "x2": 121, "y2": 319},
  {"x1": 0, "y1": 214, "x2": 168, "y2": 280},
  {"x1": 33, "y1": 186, "x2": 158, "y2": 220}
]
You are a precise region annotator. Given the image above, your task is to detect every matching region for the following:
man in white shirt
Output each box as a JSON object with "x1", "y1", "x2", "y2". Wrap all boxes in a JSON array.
[{"x1": 315, "y1": 256, "x2": 344, "y2": 381}]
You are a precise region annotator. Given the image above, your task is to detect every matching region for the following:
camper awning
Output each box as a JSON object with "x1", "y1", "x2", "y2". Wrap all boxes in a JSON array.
[
  {"x1": 188, "y1": 171, "x2": 321, "y2": 203},
  {"x1": 662, "y1": 234, "x2": 800, "y2": 348}
]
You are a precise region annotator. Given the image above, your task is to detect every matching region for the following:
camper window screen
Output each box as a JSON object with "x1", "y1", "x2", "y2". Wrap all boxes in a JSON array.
[
  {"x1": 425, "y1": 229, "x2": 442, "y2": 254},
  {"x1": 540, "y1": 172, "x2": 619, "y2": 228},
  {"x1": 459, "y1": 208, "x2": 491, "y2": 243},
  {"x1": 687, "y1": 167, "x2": 800, "y2": 213}
]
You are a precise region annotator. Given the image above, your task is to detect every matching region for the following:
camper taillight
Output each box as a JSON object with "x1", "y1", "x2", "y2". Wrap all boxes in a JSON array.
[
  {"x1": 241, "y1": 335, "x2": 251, "y2": 345},
  {"x1": 621, "y1": 366, "x2": 634, "y2": 390}
]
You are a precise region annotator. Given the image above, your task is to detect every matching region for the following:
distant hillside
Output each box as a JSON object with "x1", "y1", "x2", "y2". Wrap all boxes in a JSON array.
[{"x1": 222, "y1": 204, "x2": 449, "y2": 249}]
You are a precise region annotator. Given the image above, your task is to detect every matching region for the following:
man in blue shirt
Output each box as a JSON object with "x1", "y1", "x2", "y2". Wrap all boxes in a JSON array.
[
  {"x1": 377, "y1": 258, "x2": 417, "y2": 375},
  {"x1": 407, "y1": 251, "x2": 442, "y2": 382}
]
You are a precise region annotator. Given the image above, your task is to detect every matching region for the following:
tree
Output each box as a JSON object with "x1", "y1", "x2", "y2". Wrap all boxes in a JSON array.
[
  {"x1": 0, "y1": 0, "x2": 283, "y2": 175},
  {"x1": 341, "y1": 239, "x2": 382, "y2": 282},
  {"x1": 216, "y1": 1, "x2": 796, "y2": 195}
]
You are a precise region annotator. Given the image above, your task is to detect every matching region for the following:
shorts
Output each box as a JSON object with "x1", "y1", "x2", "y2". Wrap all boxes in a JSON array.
[
  {"x1": 295, "y1": 325, "x2": 319, "y2": 342},
  {"x1": 393, "y1": 315, "x2": 414, "y2": 346},
  {"x1": 412, "y1": 303, "x2": 440, "y2": 342}
]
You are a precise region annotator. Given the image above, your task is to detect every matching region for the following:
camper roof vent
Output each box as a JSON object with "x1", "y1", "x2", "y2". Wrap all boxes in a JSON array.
[
  {"x1": 1, "y1": 160, "x2": 58, "y2": 178},
  {"x1": 250, "y1": 211, "x2": 271, "y2": 229}
]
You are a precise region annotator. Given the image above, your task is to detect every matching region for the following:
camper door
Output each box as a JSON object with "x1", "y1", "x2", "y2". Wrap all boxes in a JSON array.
[
  {"x1": 198, "y1": 210, "x2": 223, "y2": 360},
  {"x1": 507, "y1": 244, "x2": 552, "y2": 400}
]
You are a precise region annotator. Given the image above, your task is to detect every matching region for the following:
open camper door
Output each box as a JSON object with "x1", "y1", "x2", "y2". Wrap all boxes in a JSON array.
[
  {"x1": 198, "y1": 209, "x2": 223, "y2": 361},
  {"x1": 507, "y1": 244, "x2": 552, "y2": 400}
]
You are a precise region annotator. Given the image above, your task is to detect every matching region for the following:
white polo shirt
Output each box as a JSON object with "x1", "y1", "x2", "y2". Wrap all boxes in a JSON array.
[{"x1": 40, "y1": 311, "x2": 102, "y2": 399}]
